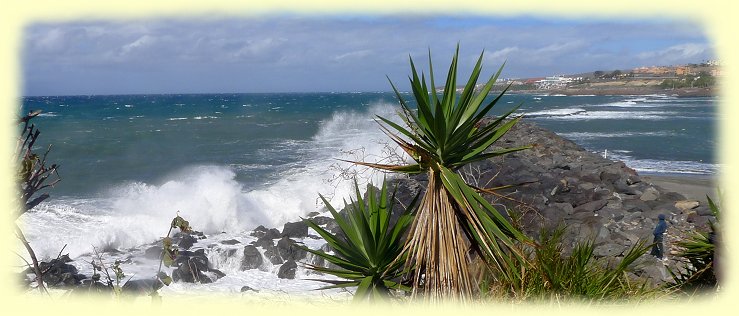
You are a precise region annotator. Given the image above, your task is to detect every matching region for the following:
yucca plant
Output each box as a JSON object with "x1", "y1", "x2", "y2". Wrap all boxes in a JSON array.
[
  {"x1": 668, "y1": 194, "x2": 721, "y2": 293},
  {"x1": 352, "y1": 46, "x2": 531, "y2": 300},
  {"x1": 300, "y1": 179, "x2": 419, "y2": 301}
]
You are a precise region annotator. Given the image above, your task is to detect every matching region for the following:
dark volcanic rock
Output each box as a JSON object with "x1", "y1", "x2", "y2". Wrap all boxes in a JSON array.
[
  {"x1": 251, "y1": 225, "x2": 282, "y2": 239},
  {"x1": 263, "y1": 245, "x2": 284, "y2": 265},
  {"x1": 277, "y1": 260, "x2": 298, "y2": 279},
  {"x1": 281, "y1": 221, "x2": 309, "y2": 238},
  {"x1": 121, "y1": 279, "x2": 163, "y2": 295},
  {"x1": 172, "y1": 232, "x2": 198, "y2": 250},
  {"x1": 308, "y1": 216, "x2": 335, "y2": 227},
  {"x1": 277, "y1": 236, "x2": 307, "y2": 261},
  {"x1": 172, "y1": 249, "x2": 222, "y2": 284},
  {"x1": 252, "y1": 235, "x2": 275, "y2": 248},
  {"x1": 36, "y1": 255, "x2": 86, "y2": 288},
  {"x1": 573, "y1": 199, "x2": 609, "y2": 213},
  {"x1": 144, "y1": 246, "x2": 163, "y2": 260},
  {"x1": 221, "y1": 239, "x2": 241, "y2": 245},
  {"x1": 240, "y1": 285, "x2": 259, "y2": 292},
  {"x1": 240, "y1": 245, "x2": 263, "y2": 270}
]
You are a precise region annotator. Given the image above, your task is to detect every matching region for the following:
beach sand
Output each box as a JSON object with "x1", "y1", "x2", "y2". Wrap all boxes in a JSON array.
[{"x1": 641, "y1": 174, "x2": 718, "y2": 204}]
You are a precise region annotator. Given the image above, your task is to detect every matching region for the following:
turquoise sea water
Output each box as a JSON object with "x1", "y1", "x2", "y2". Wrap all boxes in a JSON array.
[{"x1": 19, "y1": 92, "x2": 717, "y2": 258}]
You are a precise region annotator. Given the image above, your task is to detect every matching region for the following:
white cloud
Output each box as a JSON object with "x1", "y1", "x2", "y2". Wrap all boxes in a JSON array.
[
  {"x1": 637, "y1": 43, "x2": 709, "y2": 63},
  {"x1": 22, "y1": 17, "x2": 712, "y2": 95},
  {"x1": 333, "y1": 49, "x2": 372, "y2": 62},
  {"x1": 485, "y1": 46, "x2": 519, "y2": 62},
  {"x1": 120, "y1": 35, "x2": 156, "y2": 56}
]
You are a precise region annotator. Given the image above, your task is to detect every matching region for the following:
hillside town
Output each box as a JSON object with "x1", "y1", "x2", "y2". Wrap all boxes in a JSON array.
[{"x1": 455, "y1": 60, "x2": 721, "y2": 96}]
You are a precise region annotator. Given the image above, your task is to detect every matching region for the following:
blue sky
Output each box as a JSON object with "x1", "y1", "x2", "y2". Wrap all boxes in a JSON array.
[{"x1": 22, "y1": 15, "x2": 713, "y2": 96}]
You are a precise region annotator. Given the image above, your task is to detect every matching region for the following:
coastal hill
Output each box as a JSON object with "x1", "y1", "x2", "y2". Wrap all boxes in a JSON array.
[{"x1": 445, "y1": 61, "x2": 721, "y2": 97}]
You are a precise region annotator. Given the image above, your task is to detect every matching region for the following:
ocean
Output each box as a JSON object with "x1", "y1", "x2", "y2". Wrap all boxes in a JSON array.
[{"x1": 17, "y1": 92, "x2": 718, "y2": 296}]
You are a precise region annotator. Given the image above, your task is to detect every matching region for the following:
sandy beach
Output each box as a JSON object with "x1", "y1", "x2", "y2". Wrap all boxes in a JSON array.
[{"x1": 641, "y1": 174, "x2": 718, "y2": 204}]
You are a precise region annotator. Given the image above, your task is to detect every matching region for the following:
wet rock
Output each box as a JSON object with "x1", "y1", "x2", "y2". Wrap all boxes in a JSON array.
[
  {"x1": 37, "y1": 255, "x2": 86, "y2": 288},
  {"x1": 277, "y1": 237, "x2": 307, "y2": 261},
  {"x1": 251, "y1": 225, "x2": 281, "y2": 239},
  {"x1": 172, "y1": 249, "x2": 222, "y2": 283},
  {"x1": 263, "y1": 245, "x2": 284, "y2": 265},
  {"x1": 282, "y1": 221, "x2": 309, "y2": 238},
  {"x1": 172, "y1": 232, "x2": 198, "y2": 250},
  {"x1": 144, "y1": 246, "x2": 163, "y2": 260},
  {"x1": 277, "y1": 260, "x2": 298, "y2": 279},
  {"x1": 240, "y1": 245, "x2": 263, "y2": 270},
  {"x1": 221, "y1": 239, "x2": 241, "y2": 245},
  {"x1": 308, "y1": 216, "x2": 335, "y2": 227},
  {"x1": 240, "y1": 285, "x2": 259, "y2": 292},
  {"x1": 121, "y1": 278, "x2": 163, "y2": 295},
  {"x1": 252, "y1": 236, "x2": 275, "y2": 248}
]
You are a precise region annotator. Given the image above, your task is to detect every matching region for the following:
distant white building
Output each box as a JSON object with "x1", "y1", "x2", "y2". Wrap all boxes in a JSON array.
[{"x1": 535, "y1": 76, "x2": 573, "y2": 89}]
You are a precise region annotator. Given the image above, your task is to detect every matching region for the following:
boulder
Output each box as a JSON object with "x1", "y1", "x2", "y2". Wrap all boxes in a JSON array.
[
  {"x1": 277, "y1": 260, "x2": 298, "y2": 279},
  {"x1": 674, "y1": 200, "x2": 700, "y2": 211},
  {"x1": 240, "y1": 285, "x2": 259, "y2": 292},
  {"x1": 308, "y1": 216, "x2": 335, "y2": 226},
  {"x1": 172, "y1": 249, "x2": 222, "y2": 283},
  {"x1": 220, "y1": 239, "x2": 241, "y2": 245},
  {"x1": 121, "y1": 278, "x2": 164, "y2": 295},
  {"x1": 573, "y1": 199, "x2": 608, "y2": 213},
  {"x1": 172, "y1": 232, "x2": 198, "y2": 250},
  {"x1": 640, "y1": 187, "x2": 660, "y2": 201},
  {"x1": 277, "y1": 237, "x2": 307, "y2": 261},
  {"x1": 37, "y1": 255, "x2": 86, "y2": 288},
  {"x1": 282, "y1": 221, "x2": 309, "y2": 238},
  {"x1": 240, "y1": 245, "x2": 263, "y2": 270},
  {"x1": 144, "y1": 246, "x2": 163, "y2": 260},
  {"x1": 252, "y1": 235, "x2": 275, "y2": 248},
  {"x1": 251, "y1": 225, "x2": 281, "y2": 239},
  {"x1": 263, "y1": 245, "x2": 284, "y2": 265}
]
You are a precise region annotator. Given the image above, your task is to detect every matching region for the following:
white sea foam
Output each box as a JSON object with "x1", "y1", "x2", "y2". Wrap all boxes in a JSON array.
[
  {"x1": 526, "y1": 108, "x2": 587, "y2": 117},
  {"x1": 21, "y1": 102, "x2": 407, "y2": 260},
  {"x1": 560, "y1": 131, "x2": 674, "y2": 140},
  {"x1": 527, "y1": 108, "x2": 675, "y2": 120},
  {"x1": 606, "y1": 152, "x2": 718, "y2": 175}
]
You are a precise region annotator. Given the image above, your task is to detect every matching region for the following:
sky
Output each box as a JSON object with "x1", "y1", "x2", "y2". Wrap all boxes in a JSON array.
[{"x1": 22, "y1": 15, "x2": 714, "y2": 96}]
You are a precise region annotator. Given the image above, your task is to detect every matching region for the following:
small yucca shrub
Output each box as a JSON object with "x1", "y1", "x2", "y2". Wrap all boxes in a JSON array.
[
  {"x1": 300, "y1": 179, "x2": 419, "y2": 301},
  {"x1": 668, "y1": 194, "x2": 721, "y2": 293}
]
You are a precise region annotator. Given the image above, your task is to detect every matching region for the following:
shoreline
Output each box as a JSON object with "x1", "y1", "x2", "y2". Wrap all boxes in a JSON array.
[
  {"x1": 507, "y1": 87, "x2": 716, "y2": 97},
  {"x1": 639, "y1": 173, "x2": 717, "y2": 204}
]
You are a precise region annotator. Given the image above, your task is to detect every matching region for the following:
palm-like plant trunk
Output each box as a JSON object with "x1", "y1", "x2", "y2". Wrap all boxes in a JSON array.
[{"x1": 405, "y1": 170, "x2": 474, "y2": 301}]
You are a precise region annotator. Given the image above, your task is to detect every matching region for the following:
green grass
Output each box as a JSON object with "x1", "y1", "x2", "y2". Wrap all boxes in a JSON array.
[{"x1": 481, "y1": 226, "x2": 661, "y2": 303}]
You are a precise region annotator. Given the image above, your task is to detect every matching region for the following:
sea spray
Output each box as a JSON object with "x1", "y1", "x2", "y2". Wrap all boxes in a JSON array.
[{"x1": 21, "y1": 101, "x2": 407, "y2": 259}]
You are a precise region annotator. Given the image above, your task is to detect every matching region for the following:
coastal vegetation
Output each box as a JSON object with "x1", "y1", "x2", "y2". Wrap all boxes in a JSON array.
[
  {"x1": 482, "y1": 226, "x2": 657, "y2": 301},
  {"x1": 349, "y1": 46, "x2": 531, "y2": 301},
  {"x1": 300, "y1": 180, "x2": 418, "y2": 301},
  {"x1": 668, "y1": 194, "x2": 721, "y2": 294},
  {"x1": 15, "y1": 110, "x2": 61, "y2": 293}
]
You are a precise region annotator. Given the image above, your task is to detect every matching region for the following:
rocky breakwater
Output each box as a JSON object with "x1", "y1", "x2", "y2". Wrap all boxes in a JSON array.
[{"x1": 389, "y1": 119, "x2": 716, "y2": 285}]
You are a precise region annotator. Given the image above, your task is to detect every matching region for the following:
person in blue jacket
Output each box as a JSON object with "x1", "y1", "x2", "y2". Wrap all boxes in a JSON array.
[{"x1": 650, "y1": 214, "x2": 668, "y2": 259}]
